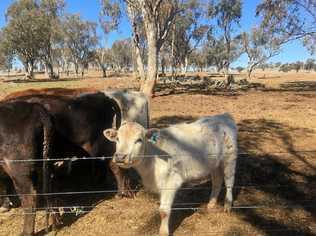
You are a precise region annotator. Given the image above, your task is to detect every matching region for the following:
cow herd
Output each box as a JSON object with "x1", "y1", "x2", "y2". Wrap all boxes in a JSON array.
[{"x1": 0, "y1": 88, "x2": 238, "y2": 236}]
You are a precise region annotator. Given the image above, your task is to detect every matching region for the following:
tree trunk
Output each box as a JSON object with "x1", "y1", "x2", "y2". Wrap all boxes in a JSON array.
[
  {"x1": 134, "y1": 44, "x2": 146, "y2": 81},
  {"x1": 46, "y1": 61, "x2": 58, "y2": 80},
  {"x1": 101, "y1": 65, "x2": 107, "y2": 78},
  {"x1": 74, "y1": 63, "x2": 79, "y2": 76},
  {"x1": 161, "y1": 57, "x2": 165, "y2": 76},
  {"x1": 184, "y1": 56, "x2": 188, "y2": 76},
  {"x1": 247, "y1": 63, "x2": 257, "y2": 80},
  {"x1": 171, "y1": 23, "x2": 175, "y2": 80},
  {"x1": 127, "y1": 4, "x2": 145, "y2": 82},
  {"x1": 26, "y1": 62, "x2": 34, "y2": 79},
  {"x1": 247, "y1": 68, "x2": 252, "y2": 80},
  {"x1": 142, "y1": 24, "x2": 158, "y2": 98},
  {"x1": 81, "y1": 65, "x2": 85, "y2": 77}
]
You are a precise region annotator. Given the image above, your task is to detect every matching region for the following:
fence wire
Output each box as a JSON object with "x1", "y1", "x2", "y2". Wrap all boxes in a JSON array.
[
  {"x1": 0, "y1": 149, "x2": 315, "y2": 235},
  {"x1": 0, "y1": 182, "x2": 315, "y2": 198},
  {"x1": 1, "y1": 203, "x2": 316, "y2": 216},
  {"x1": 0, "y1": 149, "x2": 315, "y2": 163}
]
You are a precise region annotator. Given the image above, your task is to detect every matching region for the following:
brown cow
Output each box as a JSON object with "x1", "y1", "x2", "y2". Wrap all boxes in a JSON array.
[
  {"x1": 3, "y1": 91, "x2": 135, "y2": 199},
  {"x1": 0, "y1": 101, "x2": 53, "y2": 236}
]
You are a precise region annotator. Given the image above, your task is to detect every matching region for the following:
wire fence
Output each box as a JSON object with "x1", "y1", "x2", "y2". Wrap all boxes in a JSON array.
[
  {"x1": 2, "y1": 203, "x2": 316, "y2": 216},
  {"x1": 0, "y1": 149, "x2": 315, "y2": 163},
  {"x1": 0, "y1": 150, "x2": 315, "y2": 235}
]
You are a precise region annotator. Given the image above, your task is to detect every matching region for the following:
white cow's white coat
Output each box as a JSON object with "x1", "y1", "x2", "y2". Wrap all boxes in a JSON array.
[
  {"x1": 104, "y1": 113, "x2": 238, "y2": 236},
  {"x1": 104, "y1": 89, "x2": 149, "y2": 128}
]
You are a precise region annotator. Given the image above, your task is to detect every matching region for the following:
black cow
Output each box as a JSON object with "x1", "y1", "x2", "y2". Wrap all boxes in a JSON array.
[
  {"x1": 4, "y1": 92, "x2": 133, "y2": 199},
  {"x1": 0, "y1": 101, "x2": 53, "y2": 236}
]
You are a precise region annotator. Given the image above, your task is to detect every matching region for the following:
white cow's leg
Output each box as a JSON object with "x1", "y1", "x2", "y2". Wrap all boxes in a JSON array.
[
  {"x1": 208, "y1": 163, "x2": 224, "y2": 210},
  {"x1": 223, "y1": 159, "x2": 236, "y2": 212},
  {"x1": 159, "y1": 174, "x2": 183, "y2": 236}
]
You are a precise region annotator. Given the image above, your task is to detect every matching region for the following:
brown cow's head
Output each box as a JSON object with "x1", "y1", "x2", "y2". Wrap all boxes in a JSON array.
[{"x1": 104, "y1": 122, "x2": 159, "y2": 168}]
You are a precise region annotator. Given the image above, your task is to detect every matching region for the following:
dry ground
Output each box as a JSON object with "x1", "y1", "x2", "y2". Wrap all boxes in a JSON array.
[{"x1": 0, "y1": 70, "x2": 315, "y2": 235}]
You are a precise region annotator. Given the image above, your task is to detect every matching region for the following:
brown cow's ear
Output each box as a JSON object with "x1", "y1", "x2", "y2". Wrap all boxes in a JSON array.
[
  {"x1": 146, "y1": 128, "x2": 160, "y2": 144},
  {"x1": 103, "y1": 129, "x2": 118, "y2": 142}
]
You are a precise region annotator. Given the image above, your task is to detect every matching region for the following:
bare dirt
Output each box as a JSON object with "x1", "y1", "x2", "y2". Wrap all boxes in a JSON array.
[{"x1": 0, "y1": 71, "x2": 315, "y2": 235}]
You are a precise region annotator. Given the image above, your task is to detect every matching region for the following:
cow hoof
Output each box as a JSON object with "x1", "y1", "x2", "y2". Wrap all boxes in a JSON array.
[
  {"x1": 224, "y1": 200, "x2": 232, "y2": 213},
  {"x1": 197, "y1": 203, "x2": 208, "y2": 214},
  {"x1": 207, "y1": 200, "x2": 221, "y2": 212},
  {"x1": 115, "y1": 190, "x2": 135, "y2": 199},
  {"x1": 224, "y1": 205, "x2": 232, "y2": 213},
  {"x1": 159, "y1": 231, "x2": 169, "y2": 236}
]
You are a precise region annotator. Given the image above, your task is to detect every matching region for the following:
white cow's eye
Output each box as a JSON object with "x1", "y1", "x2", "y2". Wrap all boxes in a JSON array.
[{"x1": 135, "y1": 138, "x2": 143, "y2": 144}]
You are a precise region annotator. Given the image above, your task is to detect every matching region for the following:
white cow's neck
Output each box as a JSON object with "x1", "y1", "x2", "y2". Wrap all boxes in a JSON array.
[{"x1": 133, "y1": 140, "x2": 170, "y2": 193}]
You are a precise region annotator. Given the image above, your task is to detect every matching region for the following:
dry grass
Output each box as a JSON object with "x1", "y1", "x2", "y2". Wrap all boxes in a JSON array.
[{"x1": 0, "y1": 70, "x2": 315, "y2": 235}]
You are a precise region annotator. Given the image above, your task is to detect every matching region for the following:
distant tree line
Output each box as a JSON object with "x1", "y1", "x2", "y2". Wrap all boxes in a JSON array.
[
  {"x1": 0, "y1": 0, "x2": 315, "y2": 97},
  {"x1": 233, "y1": 59, "x2": 316, "y2": 73}
]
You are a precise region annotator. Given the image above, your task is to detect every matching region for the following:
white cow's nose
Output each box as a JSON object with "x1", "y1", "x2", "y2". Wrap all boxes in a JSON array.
[{"x1": 113, "y1": 153, "x2": 128, "y2": 163}]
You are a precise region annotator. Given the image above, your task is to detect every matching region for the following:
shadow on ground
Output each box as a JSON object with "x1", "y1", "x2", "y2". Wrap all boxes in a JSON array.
[
  {"x1": 142, "y1": 115, "x2": 316, "y2": 235},
  {"x1": 280, "y1": 81, "x2": 316, "y2": 91},
  {"x1": 155, "y1": 79, "x2": 316, "y2": 97},
  {"x1": 3, "y1": 78, "x2": 87, "y2": 84},
  {"x1": 155, "y1": 81, "x2": 242, "y2": 97},
  {"x1": 7, "y1": 115, "x2": 314, "y2": 235}
]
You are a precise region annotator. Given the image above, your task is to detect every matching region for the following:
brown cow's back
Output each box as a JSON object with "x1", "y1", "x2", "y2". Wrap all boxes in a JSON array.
[{"x1": 3, "y1": 87, "x2": 98, "y2": 101}]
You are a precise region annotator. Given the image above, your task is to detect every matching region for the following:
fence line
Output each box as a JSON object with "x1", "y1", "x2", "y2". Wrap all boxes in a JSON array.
[
  {"x1": 1, "y1": 203, "x2": 316, "y2": 216},
  {"x1": 0, "y1": 149, "x2": 315, "y2": 163},
  {"x1": 0, "y1": 182, "x2": 314, "y2": 198}
]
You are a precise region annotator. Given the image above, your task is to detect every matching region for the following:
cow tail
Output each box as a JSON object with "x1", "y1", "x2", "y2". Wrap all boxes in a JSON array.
[{"x1": 36, "y1": 105, "x2": 54, "y2": 231}]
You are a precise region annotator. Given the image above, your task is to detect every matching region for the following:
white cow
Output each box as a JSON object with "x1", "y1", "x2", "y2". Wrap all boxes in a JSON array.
[
  {"x1": 104, "y1": 89, "x2": 150, "y2": 128},
  {"x1": 104, "y1": 113, "x2": 238, "y2": 236}
]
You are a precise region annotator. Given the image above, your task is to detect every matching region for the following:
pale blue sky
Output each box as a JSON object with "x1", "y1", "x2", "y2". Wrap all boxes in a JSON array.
[{"x1": 0, "y1": 0, "x2": 314, "y2": 67}]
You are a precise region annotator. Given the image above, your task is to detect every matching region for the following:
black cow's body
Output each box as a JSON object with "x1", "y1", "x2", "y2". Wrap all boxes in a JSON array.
[
  {"x1": 0, "y1": 101, "x2": 53, "y2": 235},
  {"x1": 5, "y1": 92, "x2": 132, "y2": 198}
]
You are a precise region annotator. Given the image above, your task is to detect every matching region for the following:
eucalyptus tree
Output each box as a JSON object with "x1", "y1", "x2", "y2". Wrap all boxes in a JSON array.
[
  {"x1": 38, "y1": 0, "x2": 65, "y2": 79},
  {"x1": 62, "y1": 14, "x2": 98, "y2": 76},
  {"x1": 101, "y1": 0, "x2": 182, "y2": 97},
  {"x1": 0, "y1": 31, "x2": 14, "y2": 74},
  {"x1": 256, "y1": 0, "x2": 316, "y2": 55},
  {"x1": 3, "y1": 0, "x2": 65, "y2": 79},
  {"x1": 4, "y1": 0, "x2": 45, "y2": 78},
  {"x1": 241, "y1": 28, "x2": 281, "y2": 79},
  {"x1": 98, "y1": 0, "x2": 122, "y2": 77},
  {"x1": 208, "y1": 0, "x2": 242, "y2": 75},
  {"x1": 167, "y1": 0, "x2": 208, "y2": 76},
  {"x1": 110, "y1": 38, "x2": 133, "y2": 72}
]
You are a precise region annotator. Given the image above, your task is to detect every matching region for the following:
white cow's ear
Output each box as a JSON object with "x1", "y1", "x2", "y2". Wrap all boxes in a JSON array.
[
  {"x1": 103, "y1": 129, "x2": 118, "y2": 142},
  {"x1": 146, "y1": 128, "x2": 160, "y2": 144}
]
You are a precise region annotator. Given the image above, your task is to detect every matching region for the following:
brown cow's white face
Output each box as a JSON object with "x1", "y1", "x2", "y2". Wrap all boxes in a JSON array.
[{"x1": 104, "y1": 122, "x2": 148, "y2": 168}]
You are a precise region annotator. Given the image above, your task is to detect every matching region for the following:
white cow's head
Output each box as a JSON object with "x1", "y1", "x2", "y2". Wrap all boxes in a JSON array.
[{"x1": 103, "y1": 122, "x2": 159, "y2": 168}]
